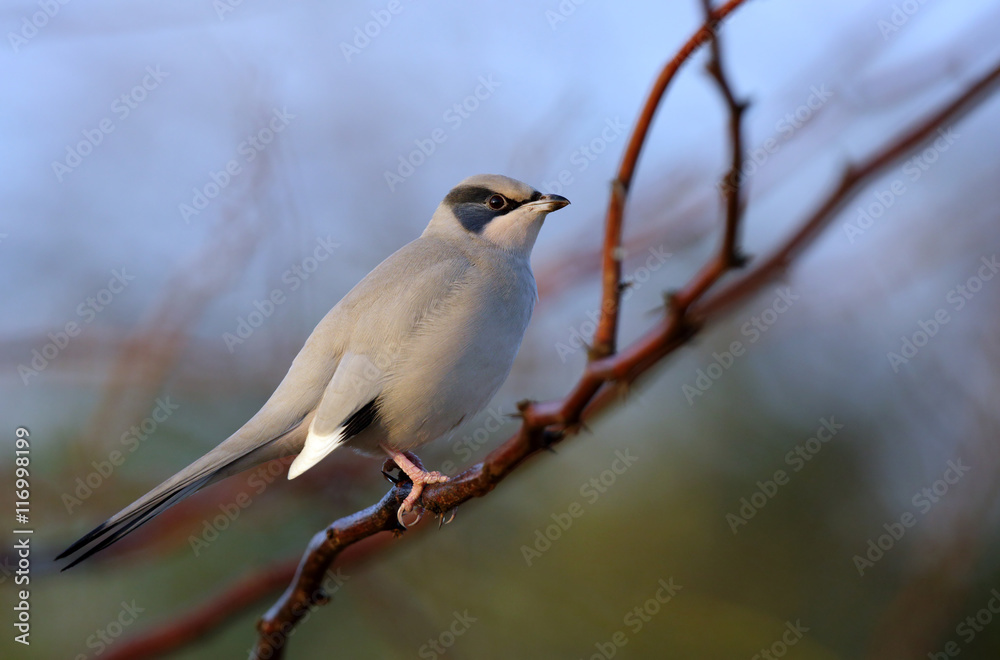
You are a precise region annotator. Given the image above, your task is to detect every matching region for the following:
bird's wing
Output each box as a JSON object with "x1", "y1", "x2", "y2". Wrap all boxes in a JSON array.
[
  {"x1": 287, "y1": 238, "x2": 477, "y2": 477},
  {"x1": 287, "y1": 351, "x2": 386, "y2": 478}
]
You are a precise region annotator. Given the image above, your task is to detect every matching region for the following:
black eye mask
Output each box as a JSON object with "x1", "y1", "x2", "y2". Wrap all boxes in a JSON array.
[{"x1": 445, "y1": 186, "x2": 542, "y2": 233}]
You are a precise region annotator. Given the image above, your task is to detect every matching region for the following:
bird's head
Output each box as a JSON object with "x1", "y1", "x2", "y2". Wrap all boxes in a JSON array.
[{"x1": 425, "y1": 174, "x2": 570, "y2": 255}]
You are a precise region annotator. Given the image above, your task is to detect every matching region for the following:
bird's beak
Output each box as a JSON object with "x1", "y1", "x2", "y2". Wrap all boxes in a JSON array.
[{"x1": 527, "y1": 194, "x2": 570, "y2": 213}]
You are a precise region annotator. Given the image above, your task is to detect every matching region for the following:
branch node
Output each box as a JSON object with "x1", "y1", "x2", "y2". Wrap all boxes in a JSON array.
[
  {"x1": 542, "y1": 428, "x2": 564, "y2": 451},
  {"x1": 729, "y1": 249, "x2": 750, "y2": 269},
  {"x1": 663, "y1": 289, "x2": 682, "y2": 313},
  {"x1": 840, "y1": 163, "x2": 860, "y2": 185},
  {"x1": 587, "y1": 340, "x2": 611, "y2": 361},
  {"x1": 610, "y1": 177, "x2": 627, "y2": 201}
]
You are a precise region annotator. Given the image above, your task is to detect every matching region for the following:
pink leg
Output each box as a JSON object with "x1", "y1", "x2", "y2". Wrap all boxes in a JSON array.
[{"x1": 381, "y1": 444, "x2": 449, "y2": 525}]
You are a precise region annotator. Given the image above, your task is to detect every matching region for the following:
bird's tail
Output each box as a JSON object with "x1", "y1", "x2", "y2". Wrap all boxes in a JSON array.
[{"x1": 57, "y1": 419, "x2": 307, "y2": 570}]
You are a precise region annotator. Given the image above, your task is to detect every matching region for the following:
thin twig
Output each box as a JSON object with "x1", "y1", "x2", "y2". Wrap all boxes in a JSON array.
[
  {"x1": 669, "y1": 0, "x2": 750, "y2": 318},
  {"x1": 697, "y1": 59, "x2": 1000, "y2": 318},
  {"x1": 591, "y1": 0, "x2": 751, "y2": 359}
]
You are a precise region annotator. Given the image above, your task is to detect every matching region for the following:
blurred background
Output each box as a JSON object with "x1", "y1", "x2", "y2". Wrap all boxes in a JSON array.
[{"x1": 2, "y1": 0, "x2": 1000, "y2": 658}]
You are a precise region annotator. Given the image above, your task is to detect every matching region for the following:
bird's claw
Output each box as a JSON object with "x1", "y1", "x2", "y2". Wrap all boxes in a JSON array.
[
  {"x1": 397, "y1": 505, "x2": 422, "y2": 527},
  {"x1": 438, "y1": 508, "x2": 457, "y2": 528},
  {"x1": 395, "y1": 470, "x2": 449, "y2": 527}
]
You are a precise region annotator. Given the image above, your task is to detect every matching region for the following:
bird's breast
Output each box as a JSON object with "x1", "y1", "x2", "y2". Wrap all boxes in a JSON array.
[{"x1": 376, "y1": 257, "x2": 535, "y2": 451}]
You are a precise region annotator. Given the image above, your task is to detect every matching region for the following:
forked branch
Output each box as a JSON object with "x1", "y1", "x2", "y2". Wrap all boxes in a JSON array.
[{"x1": 97, "y1": 3, "x2": 1000, "y2": 657}]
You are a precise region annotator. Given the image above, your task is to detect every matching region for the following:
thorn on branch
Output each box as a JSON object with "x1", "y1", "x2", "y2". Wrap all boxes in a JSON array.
[
  {"x1": 380, "y1": 459, "x2": 402, "y2": 484},
  {"x1": 541, "y1": 428, "x2": 564, "y2": 452},
  {"x1": 729, "y1": 249, "x2": 750, "y2": 269}
]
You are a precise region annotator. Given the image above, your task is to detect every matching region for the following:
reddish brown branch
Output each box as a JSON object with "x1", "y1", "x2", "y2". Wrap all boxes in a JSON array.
[
  {"x1": 591, "y1": 0, "x2": 751, "y2": 359},
  {"x1": 697, "y1": 59, "x2": 1000, "y2": 319},
  {"x1": 111, "y1": 25, "x2": 1000, "y2": 660},
  {"x1": 253, "y1": 28, "x2": 1000, "y2": 660}
]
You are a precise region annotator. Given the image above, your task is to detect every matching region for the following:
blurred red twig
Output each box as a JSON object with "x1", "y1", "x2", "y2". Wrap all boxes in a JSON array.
[
  {"x1": 79, "y1": 149, "x2": 274, "y2": 454},
  {"x1": 103, "y1": 559, "x2": 297, "y2": 660},
  {"x1": 591, "y1": 0, "x2": 750, "y2": 359}
]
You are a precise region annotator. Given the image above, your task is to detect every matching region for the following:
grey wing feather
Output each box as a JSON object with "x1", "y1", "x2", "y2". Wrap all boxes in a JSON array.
[{"x1": 58, "y1": 235, "x2": 472, "y2": 568}]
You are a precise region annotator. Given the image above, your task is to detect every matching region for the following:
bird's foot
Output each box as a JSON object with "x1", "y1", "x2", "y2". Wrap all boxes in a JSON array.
[{"x1": 380, "y1": 446, "x2": 450, "y2": 527}]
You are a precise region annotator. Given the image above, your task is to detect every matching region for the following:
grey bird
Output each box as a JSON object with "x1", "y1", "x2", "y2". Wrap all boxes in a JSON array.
[{"x1": 58, "y1": 174, "x2": 569, "y2": 568}]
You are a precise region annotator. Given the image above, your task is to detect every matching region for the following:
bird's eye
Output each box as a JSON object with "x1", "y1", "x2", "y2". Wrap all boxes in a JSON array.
[{"x1": 487, "y1": 194, "x2": 507, "y2": 210}]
